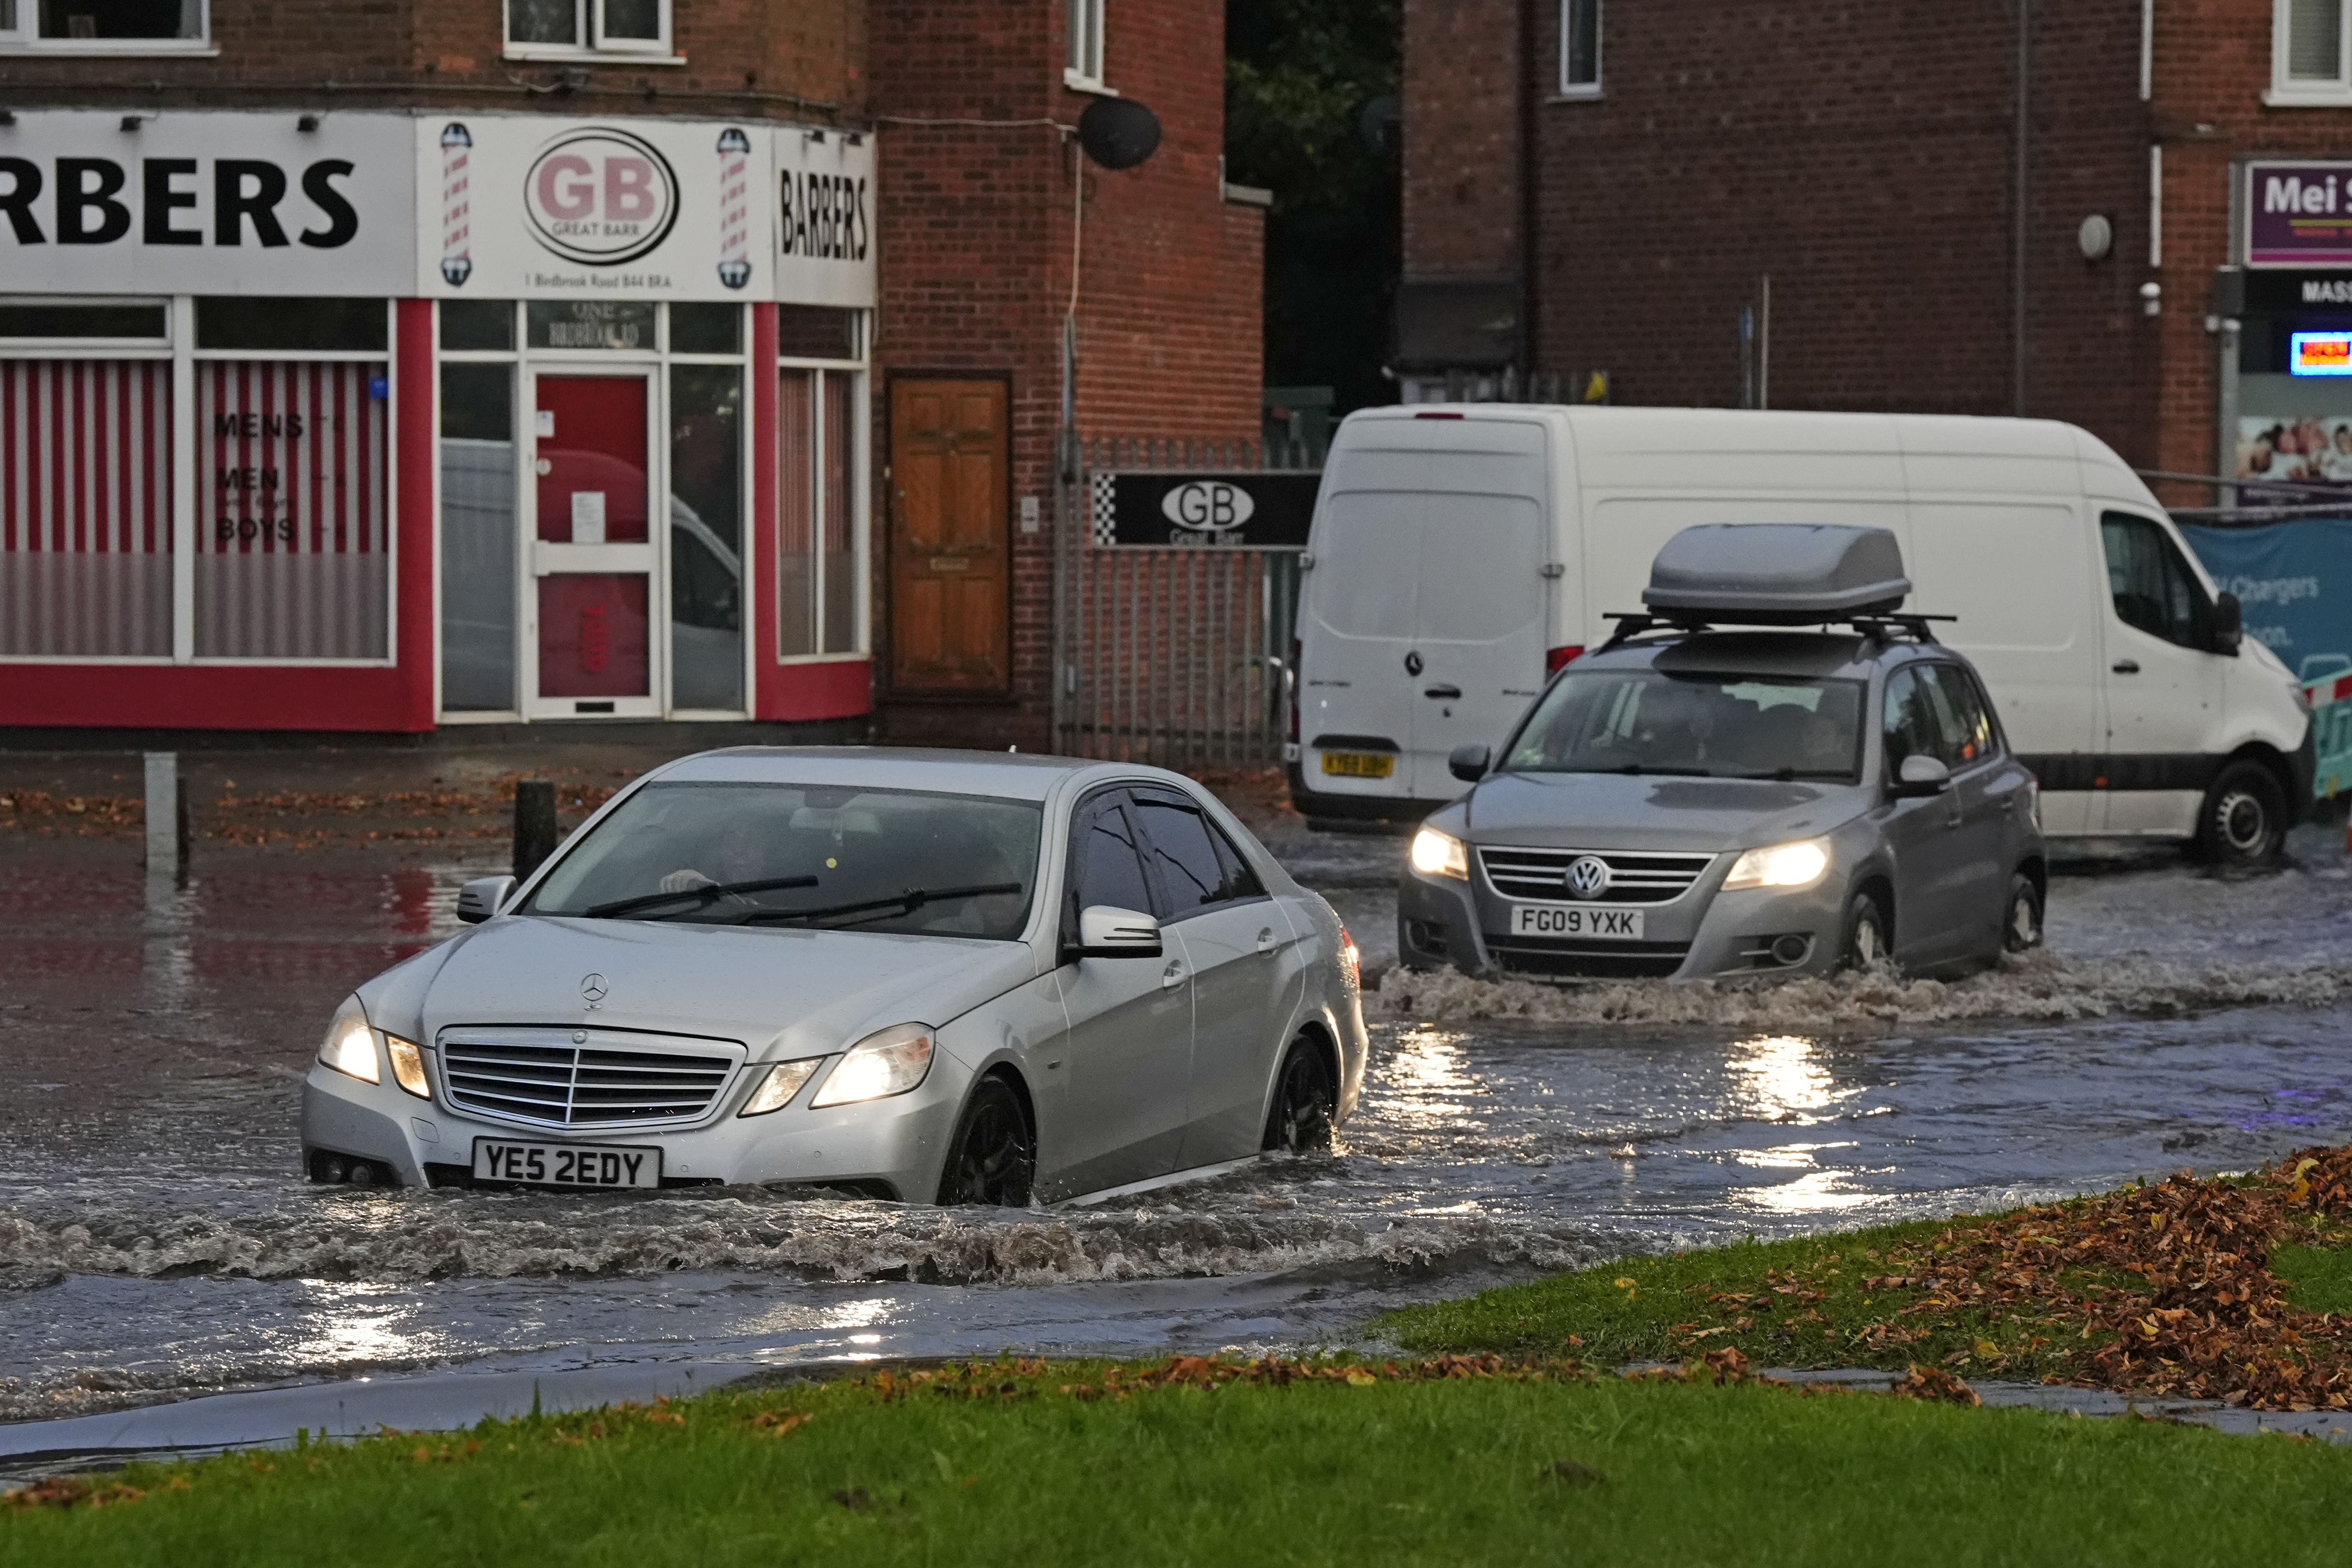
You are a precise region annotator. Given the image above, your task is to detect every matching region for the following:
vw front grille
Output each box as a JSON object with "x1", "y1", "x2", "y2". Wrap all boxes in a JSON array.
[
  {"x1": 439, "y1": 1030, "x2": 740, "y2": 1128},
  {"x1": 1478, "y1": 846, "x2": 1717, "y2": 905}
]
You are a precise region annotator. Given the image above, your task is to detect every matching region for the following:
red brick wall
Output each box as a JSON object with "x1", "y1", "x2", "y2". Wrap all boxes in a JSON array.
[
  {"x1": 1401, "y1": 0, "x2": 1519, "y2": 283},
  {"x1": 0, "y1": 0, "x2": 865, "y2": 119},
  {"x1": 1400, "y1": 2, "x2": 2352, "y2": 478},
  {"x1": 870, "y1": 0, "x2": 1263, "y2": 748}
]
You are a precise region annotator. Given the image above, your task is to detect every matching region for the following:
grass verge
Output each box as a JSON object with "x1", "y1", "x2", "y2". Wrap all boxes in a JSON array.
[
  {"x1": 1376, "y1": 1146, "x2": 2352, "y2": 1410},
  {"x1": 9, "y1": 1357, "x2": 2352, "y2": 1567}
]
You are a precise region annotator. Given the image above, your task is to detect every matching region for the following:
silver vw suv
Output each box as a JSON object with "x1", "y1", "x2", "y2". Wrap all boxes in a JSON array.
[{"x1": 1397, "y1": 524, "x2": 2046, "y2": 982}]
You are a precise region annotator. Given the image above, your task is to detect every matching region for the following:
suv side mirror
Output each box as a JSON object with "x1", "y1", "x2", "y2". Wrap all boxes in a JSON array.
[
  {"x1": 457, "y1": 874, "x2": 516, "y2": 925},
  {"x1": 1891, "y1": 753, "x2": 1952, "y2": 798},
  {"x1": 2211, "y1": 591, "x2": 2243, "y2": 656},
  {"x1": 1448, "y1": 744, "x2": 1492, "y2": 783},
  {"x1": 1076, "y1": 905, "x2": 1163, "y2": 959}
]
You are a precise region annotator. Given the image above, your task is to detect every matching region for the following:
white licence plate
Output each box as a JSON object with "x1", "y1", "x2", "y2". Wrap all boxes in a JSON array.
[
  {"x1": 1509, "y1": 904, "x2": 1645, "y2": 940},
  {"x1": 471, "y1": 1138, "x2": 662, "y2": 1189}
]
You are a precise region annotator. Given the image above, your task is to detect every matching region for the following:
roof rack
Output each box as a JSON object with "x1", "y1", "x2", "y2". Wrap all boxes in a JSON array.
[{"x1": 1595, "y1": 610, "x2": 1954, "y2": 653}]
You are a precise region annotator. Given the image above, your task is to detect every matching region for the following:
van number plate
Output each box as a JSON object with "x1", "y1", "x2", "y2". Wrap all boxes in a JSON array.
[
  {"x1": 1320, "y1": 751, "x2": 1395, "y2": 778},
  {"x1": 472, "y1": 1139, "x2": 662, "y2": 1188},
  {"x1": 1510, "y1": 905, "x2": 1644, "y2": 940}
]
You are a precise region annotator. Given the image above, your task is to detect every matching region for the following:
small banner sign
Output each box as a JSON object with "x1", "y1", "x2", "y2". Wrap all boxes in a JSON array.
[{"x1": 1089, "y1": 471, "x2": 1319, "y2": 549}]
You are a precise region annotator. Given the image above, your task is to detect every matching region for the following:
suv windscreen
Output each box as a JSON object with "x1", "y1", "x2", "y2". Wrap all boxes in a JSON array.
[
  {"x1": 1505, "y1": 669, "x2": 1866, "y2": 781},
  {"x1": 525, "y1": 782, "x2": 1042, "y2": 939}
]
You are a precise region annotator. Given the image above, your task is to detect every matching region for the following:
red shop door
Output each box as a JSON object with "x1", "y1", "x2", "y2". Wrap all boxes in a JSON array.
[{"x1": 529, "y1": 373, "x2": 657, "y2": 718}]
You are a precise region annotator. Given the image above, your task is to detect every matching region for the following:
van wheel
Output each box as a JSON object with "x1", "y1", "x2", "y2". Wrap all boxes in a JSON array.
[
  {"x1": 1262, "y1": 1035, "x2": 1336, "y2": 1154},
  {"x1": 1840, "y1": 889, "x2": 1891, "y2": 972},
  {"x1": 2196, "y1": 761, "x2": 2286, "y2": 867},
  {"x1": 936, "y1": 1077, "x2": 1034, "y2": 1207},
  {"x1": 2002, "y1": 873, "x2": 2044, "y2": 953}
]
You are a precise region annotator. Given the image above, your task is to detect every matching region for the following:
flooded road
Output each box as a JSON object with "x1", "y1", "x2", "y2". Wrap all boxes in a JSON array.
[{"x1": 7, "y1": 812, "x2": 2352, "y2": 1434}]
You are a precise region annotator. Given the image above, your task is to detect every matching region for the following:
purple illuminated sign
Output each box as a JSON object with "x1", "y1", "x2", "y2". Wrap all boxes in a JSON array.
[{"x1": 2248, "y1": 161, "x2": 2352, "y2": 267}]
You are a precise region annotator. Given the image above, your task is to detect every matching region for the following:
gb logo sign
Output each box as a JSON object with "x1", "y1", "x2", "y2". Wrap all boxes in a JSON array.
[
  {"x1": 523, "y1": 129, "x2": 680, "y2": 267},
  {"x1": 1159, "y1": 480, "x2": 1257, "y2": 539}
]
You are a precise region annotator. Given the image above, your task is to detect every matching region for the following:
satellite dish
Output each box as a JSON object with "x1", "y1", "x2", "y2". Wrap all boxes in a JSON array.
[{"x1": 1078, "y1": 97, "x2": 1161, "y2": 171}]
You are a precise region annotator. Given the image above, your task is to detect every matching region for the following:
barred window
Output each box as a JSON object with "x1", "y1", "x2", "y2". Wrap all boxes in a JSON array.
[
  {"x1": 194, "y1": 359, "x2": 389, "y2": 660},
  {"x1": 0, "y1": 359, "x2": 173, "y2": 657}
]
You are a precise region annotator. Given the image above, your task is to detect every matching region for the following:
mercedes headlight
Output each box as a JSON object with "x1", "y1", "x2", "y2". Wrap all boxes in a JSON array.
[
  {"x1": 810, "y1": 1024, "x2": 935, "y2": 1108},
  {"x1": 1409, "y1": 828, "x2": 1470, "y2": 880},
  {"x1": 318, "y1": 995, "x2": 380, "y2": 1085},
  {"x1": 1722, "y1": 838, "x2": 1831, "y2": 891},
  {"x1": 739, "y1": 1057, "x2": 826, "y2": 1117}
]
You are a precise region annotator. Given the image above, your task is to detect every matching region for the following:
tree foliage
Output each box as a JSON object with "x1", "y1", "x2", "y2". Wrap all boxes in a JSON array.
[{"x1": 1226, "y1": 0, "x2": 1401, "y2": 415}]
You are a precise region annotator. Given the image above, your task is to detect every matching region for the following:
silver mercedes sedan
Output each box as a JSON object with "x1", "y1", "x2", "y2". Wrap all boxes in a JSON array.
[{"x1": 301, "y1": 749, "x2": 1367, "y2": 1206}]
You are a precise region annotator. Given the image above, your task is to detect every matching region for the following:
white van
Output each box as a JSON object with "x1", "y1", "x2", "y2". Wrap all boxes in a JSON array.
[{"x1": 1290, "y1": 405, "x2": 2314, "y2": 862}]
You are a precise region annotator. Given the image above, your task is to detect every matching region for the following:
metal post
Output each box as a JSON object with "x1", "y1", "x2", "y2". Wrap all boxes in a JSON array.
[
  {"x1": 1759, "y1": 273, "x2": 1772, "y2": 411},
  {"x1": 513, "y1": 780, "x2": 559, "y2": 880},
  {"x1": 142, "y1": 751, "x2": 186, "y2": 883},
  {"x1": 2013, "y1": 0, "x2": 2032, "y2": 416}
]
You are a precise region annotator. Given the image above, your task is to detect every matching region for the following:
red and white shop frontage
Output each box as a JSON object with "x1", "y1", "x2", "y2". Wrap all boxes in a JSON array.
[{"x1": 0, "y1": 109, "x2": 875, "y2": 732}]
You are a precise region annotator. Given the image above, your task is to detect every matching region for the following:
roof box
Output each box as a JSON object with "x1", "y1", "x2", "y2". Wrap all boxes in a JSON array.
[{"x1": 1642, "y1": 523, "x2": 1911, "y2": 623}]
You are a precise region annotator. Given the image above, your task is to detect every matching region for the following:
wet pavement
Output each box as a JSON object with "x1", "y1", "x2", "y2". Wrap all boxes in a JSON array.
[{"x1": 7, "y1": 745, "x2": 2352, "y2": 1458}]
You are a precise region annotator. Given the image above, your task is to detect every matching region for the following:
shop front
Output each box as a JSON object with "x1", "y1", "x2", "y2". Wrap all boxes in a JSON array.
[{"x1": 0, "y1": 109, "x2": 874, "y2": 732}]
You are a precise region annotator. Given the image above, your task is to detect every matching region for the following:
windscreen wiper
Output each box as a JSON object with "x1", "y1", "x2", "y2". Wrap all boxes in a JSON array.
[
  {"x1": 1606, "y1": 764, "x2": 1712, "y2": 777},
  {"x1": 736, "y1": 882, "x2": 1026, "y2": 929},
  {"x1": 1726, "y1": 768, "x2": 1853, "y2": 782},
  {"x1": 584, "y1": 875, "x2": 820, "y2": 920}
]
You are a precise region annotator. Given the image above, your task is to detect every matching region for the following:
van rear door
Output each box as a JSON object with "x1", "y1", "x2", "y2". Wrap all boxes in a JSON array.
[
  {"x1": 1298, "y1": 416, "x2": 1549, "y2": 805},
  {"x1": 1403, "y1": 465, "x2": 1548, "y2": 799}
]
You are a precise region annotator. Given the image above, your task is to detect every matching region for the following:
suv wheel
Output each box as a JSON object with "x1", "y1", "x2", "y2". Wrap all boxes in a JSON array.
[
  {"x1": 2002, "y1": 873, "x2": 2044, "y2": 953},
  {"x1": 2195, "y1": 761, "x2": 2286, "y2": 867},
  {"x1": 1840, "y1": 889, "x2": 1891, "y2": 972}
]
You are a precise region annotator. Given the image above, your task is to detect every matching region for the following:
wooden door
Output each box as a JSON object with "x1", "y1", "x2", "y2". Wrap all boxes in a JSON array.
[{"x1": 889, "y1": 379, "x2": 1009, "y2": 693}]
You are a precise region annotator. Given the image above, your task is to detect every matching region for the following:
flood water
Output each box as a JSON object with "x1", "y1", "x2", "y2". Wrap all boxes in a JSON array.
[{"x1": 7, "y1": 830, "x2": 2352, "y2": 1437}]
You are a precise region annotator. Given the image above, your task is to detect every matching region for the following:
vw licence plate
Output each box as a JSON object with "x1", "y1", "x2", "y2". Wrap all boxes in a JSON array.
[
  {"x1": 472, "y1": 1138, "x2": 662, "y2": 1189},
  {"x1": 1320, "y1": 751, "x2": 1395, "y2": 778},
  {"x1": 1509, "y1": 905, "x2": 1645, "y2": 940}
]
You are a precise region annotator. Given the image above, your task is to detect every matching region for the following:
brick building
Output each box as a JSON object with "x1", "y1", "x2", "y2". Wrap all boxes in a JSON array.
[
  {"x1": 0, "y1": 0, "x2": 1261, "y2": 742},
  {"x1": 1397, "y1": 0, "x2": 2352, "y2": 502}
]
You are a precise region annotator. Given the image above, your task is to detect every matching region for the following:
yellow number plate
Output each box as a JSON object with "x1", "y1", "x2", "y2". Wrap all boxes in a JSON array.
[{"x1": 1320, "y1": 751, "x2": 1395, "y2": 778}]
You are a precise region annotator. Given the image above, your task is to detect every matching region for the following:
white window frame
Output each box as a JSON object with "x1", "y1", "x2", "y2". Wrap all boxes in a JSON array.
[
  {"x1": 776, "y1": 319, "x2": 870, "y2": 665},
  {"x1": 2271, "y1": 0, "x2": 2352, "y2": 105},
  {"x1": 1065, "y1": 0, "x2": 1109, "y2": 94},
  {"x1": 502, "y1": 0, "x2": 681, "y2": 65},
  {"x1": 0, "y1": 0, "x2": 215, "y2": 55},
  {"x1": 1559, "y1": 0, "x2": 1602, "y2": 99}
]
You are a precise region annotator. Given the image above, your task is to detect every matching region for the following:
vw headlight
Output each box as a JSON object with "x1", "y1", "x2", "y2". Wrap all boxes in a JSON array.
[
  {"x1": 386, "y1": 1036, "x2": 430, "y2": 1099},
  {"x1": 739, "y1": 1057, "x2": 826, "y2": 1117},
  {"x1": 1409, "y1": 828, "x2": 1470, "y2": 880},
  {"x1": 318, "y1": 995, "x2": 380, "y2": 1085},
  {"x1": 810, "y1": 1024, "x2": 935, "y2": 1108},
  {"x1": 1722, "y1": 838, "x2": 1831, "y2": 891}
]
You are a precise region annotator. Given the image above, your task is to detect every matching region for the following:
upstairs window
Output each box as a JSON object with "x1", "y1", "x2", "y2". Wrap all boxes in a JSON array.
[
  {"x1": 0, "y1": 0, "x2": 209, "y2": 50},
  {"x1": 1066, "y1": 0, "x2": 1106, "y2": 90},
  {"x1": 1560, "y1": 0, "x2": 1601, "y2": 96},
  {"x1": 2274, "y1": 0, "x2": 2352, "y2": 102},
  {"x1": 506, "y1": 0, "x2": 671, "y2": 59}
]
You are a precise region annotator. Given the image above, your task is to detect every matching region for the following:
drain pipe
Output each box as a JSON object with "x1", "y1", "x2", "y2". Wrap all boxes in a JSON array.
[{"x1": 2012, "y1": 0, "x2": 2032, "y2": 416}]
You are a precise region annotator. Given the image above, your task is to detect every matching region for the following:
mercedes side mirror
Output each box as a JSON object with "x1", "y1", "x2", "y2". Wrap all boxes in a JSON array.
[
  {"x1": 2211, "y1": 591, "x2": 2243, "y2": 656},
  {"x1": 457, "y1": 875, "x2": 516, "y2": 925},
  {"x1": 1076, "y1": 905, "x2": 1163, "y2": 959},
  {"x1": 1891, "y1": 753, "x2": 1952, "y2": 798},
  {"x1": 1448, "y1": 744, "x2": 1492, "y2": 783}
]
